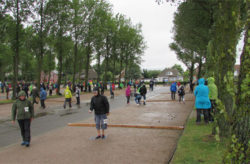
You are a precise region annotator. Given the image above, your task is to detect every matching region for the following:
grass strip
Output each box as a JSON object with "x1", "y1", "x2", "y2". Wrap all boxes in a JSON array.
[{"x1": 171, "y1": 117, "x2": 227, "y2": 164}]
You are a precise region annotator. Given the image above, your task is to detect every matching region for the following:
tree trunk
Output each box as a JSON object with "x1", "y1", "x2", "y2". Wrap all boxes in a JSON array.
[
  {"x1": 72, "y1": 9, "x2": 78, "y2": 86},
  {"x1": 124, "y1": 54, "x2": 129, "y2": 84},
  {"x1": 12, "y1": 0, "x2": 20, "y2": 100},
  {"x1": 119, "y1": 58, "x2": 123, "y2": 86},
  {"x1": 48, "y1": 71, "x2": 51, "y2": 83},
  {"x1": 56, "y1": 30, "x2": 63, "y2": 95},
  {"x1": 211, "y1": 1, "x2": 241, "y2": 138},
  {"x1": 37, "y1": 0, "x2": 44, "y2": 90},
  {"x1": 229, "y1": 25, "x2": 250, "y2": 162},
  {"x1": 97, "y1": 52, "x2": 101, "y2": 82},
  {"x1": 84, "y1": 43, "x2": 91, "y2": 91},
  {"x1": 189, "y1": 60, "x2": 194, "y2": 85},
  {"x1": 104, "y1": 37, "x2": 110, "y2": 84},
  {"x1": 112, "y1": 55, "x2": 116, "y2": 83},
  {"x1": 197, "y1": 56, "x2": 203, "y2": 80},
  {"x1": 72, "y1": 41, "x2": 78, "y2": 85}
]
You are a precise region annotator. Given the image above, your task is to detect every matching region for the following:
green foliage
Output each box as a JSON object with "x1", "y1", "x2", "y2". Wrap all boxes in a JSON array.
[
  {"x1": 172, "y1": 118, "x2": 227, "y2": 164},
  {"x1": 169, "y1": 0, "x2": 249, "y2": 161},
  {"x1": 224, "y1": 135, "x2": 250, "y2": 163},
  {"x1": 171, "y1": 64, "x2": 184, "y2": 75},
  {"x1": 142, "y1": 69, "x2": 161, "y2": 78}
]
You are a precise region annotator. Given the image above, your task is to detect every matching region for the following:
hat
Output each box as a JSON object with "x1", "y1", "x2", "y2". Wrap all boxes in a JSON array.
[{"x1": 18, "y1": 91, "x2": 26, "y2": 97}]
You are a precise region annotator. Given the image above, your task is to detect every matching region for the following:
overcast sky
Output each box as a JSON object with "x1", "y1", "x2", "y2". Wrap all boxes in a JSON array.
[
  {"x1": 107, "y1": 0, "x2": 185, "y2": 70},
  {"x1": 107, "y1": 0, "x2": 242, "y2": 71}
]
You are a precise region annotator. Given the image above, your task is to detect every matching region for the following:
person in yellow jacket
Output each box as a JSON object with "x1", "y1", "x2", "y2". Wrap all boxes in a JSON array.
[{"x1": 63, "y1": 86, "x2": 72, "y2": 109}]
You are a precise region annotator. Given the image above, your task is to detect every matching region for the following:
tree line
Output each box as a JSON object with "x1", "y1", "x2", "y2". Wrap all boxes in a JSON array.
[
  {"x1": 0, "y1": 0, "x2": 146, "y2": 98},
  {"x1": 164, "y1": 0, "x2": 249, "y2": 162}
]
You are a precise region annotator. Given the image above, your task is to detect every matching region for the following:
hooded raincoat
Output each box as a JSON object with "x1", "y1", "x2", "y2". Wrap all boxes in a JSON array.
[
  {"x1": 64, "y1": 86, "x2": 72, "y2": 98},
  {"x1": 40, "y1": 87, "x2": 47, "y2": 100},
  {"x1": 12, "y1": 91, "x2": 34, "y2": 121},
  {"x1": 194, "y1": 78, "x2": 211, "y2": 109},
  {"x1": 207, "y1": 77, "x2": 218, "y2": 100}
]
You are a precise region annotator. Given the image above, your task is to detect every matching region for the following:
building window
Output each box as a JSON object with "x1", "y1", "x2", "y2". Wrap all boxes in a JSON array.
[{"x1": 166, "y1": 72, "x2": 173, "y2": 76}]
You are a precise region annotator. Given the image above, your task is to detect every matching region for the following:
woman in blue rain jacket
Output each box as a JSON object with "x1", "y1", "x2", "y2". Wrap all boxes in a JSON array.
[{"x1": 194, "y1": 78, "x2": 211, "y2": 124}]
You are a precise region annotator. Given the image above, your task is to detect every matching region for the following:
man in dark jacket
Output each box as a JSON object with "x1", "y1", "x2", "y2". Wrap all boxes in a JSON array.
[
  {"x1": 139, "y1": 84, "x2": 147, "y2": 105},
  {"x1": 12, "y1": 91, "x2": 34, "y2": 147},
  {"x1": 89, "y1": 87, "x2": 110, "y2": 139}
]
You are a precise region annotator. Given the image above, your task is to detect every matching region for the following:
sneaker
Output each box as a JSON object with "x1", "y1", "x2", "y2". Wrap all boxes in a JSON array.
[
  {"x1": 101, "y1": 135, "x2": 105, "y2": 139},
  {"x1": 25, "y1": 141, "x2": 30, "y2": 147},
  {"x1": 21, "y1": 141, "x2": 26, "y2": 146},
  {"x1": 95, "y1": 135, "x2": 101, "y2": 140}
]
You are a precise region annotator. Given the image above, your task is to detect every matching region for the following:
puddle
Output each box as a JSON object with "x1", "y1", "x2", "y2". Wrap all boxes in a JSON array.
[{"x1": 60, "y1": 111, "x2": 77, "y2": 117}]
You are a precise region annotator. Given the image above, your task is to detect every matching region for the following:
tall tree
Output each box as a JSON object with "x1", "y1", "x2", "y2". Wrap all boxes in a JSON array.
[
  {"x1": 32, "y1": 0, "x2": 49, "y2": 88},
  {"x1": 4, "y1": 0, "x2": 34, "y2": 99},
  {"x1": 46, "y1": 0, "x2": 72, "y2": 94}
]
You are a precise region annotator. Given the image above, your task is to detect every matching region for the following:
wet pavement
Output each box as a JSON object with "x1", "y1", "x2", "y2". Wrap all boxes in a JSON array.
[
  {"x1": 0, "y1": 87, "x2": 162, "y2": 148},
  {"x1": 0, "y1": 86, "x2": 195, "y2": 164}
]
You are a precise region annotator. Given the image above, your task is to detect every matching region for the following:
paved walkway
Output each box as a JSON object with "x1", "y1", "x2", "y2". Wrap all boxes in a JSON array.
[{"x1": 0, "y1": 87, "x2": 194, "y2": 164}]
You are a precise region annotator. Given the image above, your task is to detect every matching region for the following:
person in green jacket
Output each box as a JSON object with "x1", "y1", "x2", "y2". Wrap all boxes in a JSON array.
[
  {"x1": 63, "y1": 86, "x2": 72, "y2": 109},
  {"x1": 207, "y1": 77, "x2": 218, "y2": 122},
  {"x1": 12, "y1": 91, "x2": 34, "y2": 147}
]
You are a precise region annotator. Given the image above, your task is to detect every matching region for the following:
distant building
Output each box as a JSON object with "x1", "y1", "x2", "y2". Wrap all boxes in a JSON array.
[
  {"x1": 40, "y1": 70, "x2": 58, "y2": 83},
  {"x1": 79, "y1": 69, "x2": 98, "y2": 80},
  {"x1": 157, "y1": 68, "x2": 183, "y2": 82},
  {"x1": 116, "y1": 69, "x2": 126, "y2": 82}
]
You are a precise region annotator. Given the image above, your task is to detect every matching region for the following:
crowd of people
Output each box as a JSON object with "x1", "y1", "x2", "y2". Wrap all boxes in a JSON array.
[{"x1": 10, "y1": 77, "x2": 217, "y2": 147}]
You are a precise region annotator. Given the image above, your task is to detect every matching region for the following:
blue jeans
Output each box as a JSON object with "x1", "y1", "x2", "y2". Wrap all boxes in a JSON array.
[
  {"x1": 141, "y1": 94, "x2": 146, "y2": 101},
  {"x1": 95, "y1": 114, "x2": 107, "y2": 130},
  {"x1": 135, "y1": 94, "x2": 141, "y2": 104}
]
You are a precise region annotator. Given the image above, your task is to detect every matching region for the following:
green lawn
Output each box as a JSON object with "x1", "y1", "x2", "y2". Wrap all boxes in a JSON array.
[
  {"x1": 0, "y1": 94, "x2": 63, "y2": 105},
  {"x1": 171, "y1": 117, "x2": 227, "y2": 164},
  {"x1": 0, "y1": 99, "x2": 14, "y2": 104}
]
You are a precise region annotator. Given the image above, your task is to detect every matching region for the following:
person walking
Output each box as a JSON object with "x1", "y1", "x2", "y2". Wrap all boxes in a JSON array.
[
  {"x1": 207, "y1": 77, "x2": 218, "y2": 122},
  {"x1": 177, "y1": 81, "x2": 181, "y2": 88},
  {"x1": 194, "y1": 78, "x2": 211, "y2": 124},
  {"x1": 149, "y1": 79, "x2": 154, "y2": 91},
  {"x1": 75, "y1": 86, "x2": 80, "y2": 105},
  {"x1": 31, "y1": 86, "x2": 39, "y2": 104},
  {"x1": 49, "y1": 83, "x2": 53, "y2": 96},
  {"x1": 134, "y1": 85, "x2": 142, "y2": 105},
  {"x1": 170, "y1": 82, "x2": 177, "y2": 100},
  {"x1": 139, "y1": 84, "x2": 147, "y2": 105},
  {"x1": 6, "y1": 84, "x2": 10, "y2": 99},
  {"x1": 40, "y1": 87, "x2": 47, "y2": 109},
  {"x1": 11, "y1": 91, "x2": 34, "y2": 147},
  {"x1": 63, "y1": 86, "x2": 72, "y2": 109},
  {"x1": 100, "y1": 82, "x2": 105, "y2": 95},
  {"x1": 89, "y1": 87, "x2": 110, "y2": 139},
  {"x1": 110, "y1": 83, "x2": 114, "y2": 99},
  {"x1": 125, "y1": 84, "x2": 131, "y2": 104},
  {"x1": 1, "y1": 81, "x2": 4, "y2": 93},
  {"x1": 178, "y1": 85, "x2": 185, "y2": 103},
  {"x1": 29, "y1": 84, "x2": 33, "y2": 97},
  {"x1": 23, "y1": 83, "x2": 29, "y2": 98}
]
